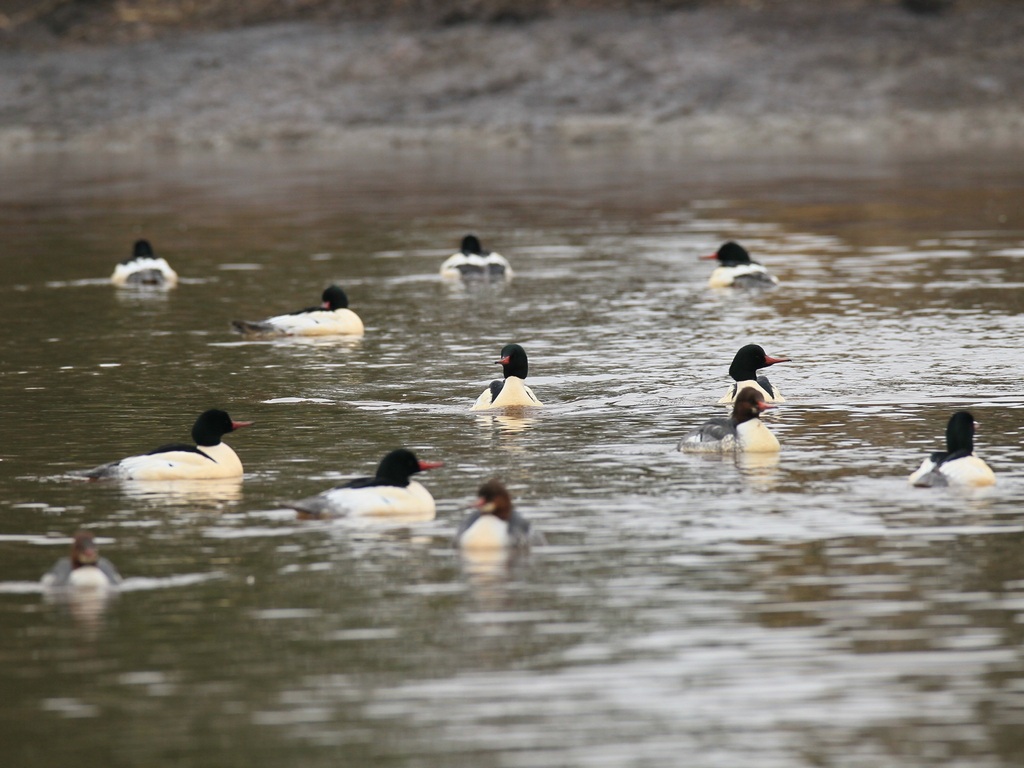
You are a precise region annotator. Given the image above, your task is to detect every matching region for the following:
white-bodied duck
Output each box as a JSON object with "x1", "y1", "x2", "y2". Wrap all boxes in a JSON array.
[
  {"x1": 909, "y1": 411, "x2": 995, "y2": 488},
  {"x1": 76, "y1": 409, "x2": 252, "y2": 481},
  {"x1": 471, "y1": 343, "x2": 543, "y2": 410},
  {"x1": 231, "y1": 285, "x2": 364, "y2": 337},
  {"x1": 111, "y1": 239, "x2": 178, "y2": 288}
]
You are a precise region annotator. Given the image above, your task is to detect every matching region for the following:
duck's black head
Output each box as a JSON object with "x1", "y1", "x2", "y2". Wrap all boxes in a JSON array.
[
  {"x1": 320, "y1": 285, "x2": 349, "y2": 310},
  {"x1": 191, "y1": 409, "x2": 253, "y2": 446},
  {"x1": 132, "y1": 239, "x2": 155, "y2": 258},
  {"x1": 728, "y1": 344, "x2": 789, "y2": 382},
  {"x1": 375, "y1": 449, "x2": 444, "y2": 485},
  {"x1": 945, "y1": 411, "x2": 977, "y2": 455},
  {"x1": 495, "y1": 343, "x2": 529, "y2": 379},
  {"x1": 461, "y1": 235, "x2": 483, "y2": 255},
  {"x1": 714, "y1": 241, "x2": 751, "y2": 265}
]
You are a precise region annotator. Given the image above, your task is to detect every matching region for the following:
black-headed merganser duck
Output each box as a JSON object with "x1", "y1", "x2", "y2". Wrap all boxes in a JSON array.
[
  {"x1": 679, "y1": 387, "x2": 780, "y2": 453},
  {"x1": 718, "y1": 344, "x2": 790, "y2": 404},
  {"x1": 471, "y1": 343, "x2": 543, "y2": 410},
  {"x1": 287, "y1": 449, "x2": 443, "y2": 518},
  {"x1": 455, "y1": 479, "x2": 534, "y2": 550},
  {"x1": 701, "y1": 241, "x2": 778, "y2": 289},
  {"x1": 231, "y1": 285, "x2": 364, "y2": 337},
  {"x1": 41, "y1": 530, "x2": 123, "y2": 588},
  {"x1": 440, "y1": 235, "x2": 513, "y2": 281},
  {"x1": 111, "y1": 239, "x2": 179, "y2": 288},
  {"x1": 77, "y1": 409, "x2": 252, "y2": 481},
  {"x1": 909, "y1": 411, "x2": 995, "y2": 488}
]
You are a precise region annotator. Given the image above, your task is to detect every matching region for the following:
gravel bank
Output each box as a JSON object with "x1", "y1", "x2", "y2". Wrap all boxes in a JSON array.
[{"x1": 2, "y1": 2, "x2": 1023, "y2": 155}]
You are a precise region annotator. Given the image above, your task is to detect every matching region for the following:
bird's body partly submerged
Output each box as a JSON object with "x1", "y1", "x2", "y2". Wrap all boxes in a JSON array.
[
  {"x1": 472, "y1": 343, "x2": 543, "y2": 410},
  {"x1": 41, "y1": 530, "x2": 122, "y2": 589},
  {"x1": 440, "y1": 235, "x2": 513, "y2": 281},
  {"x1": 701, "y1": 241, "x2": 778, "y2": 289},
  {"x1": 231, "y1": 285, "x2": 364, "y2": 337},
  {"x1": 455, "y1": 479, "x2": 534, "y2": 550},
  {"x1": 718, "y1": 344, "x2": 789, "y2": 404},
  {"x1": 111, "y1": 239, "x2": 178, "y2": 288},
  {"x1": 909, "y1": 411, "x2": 995, "y2": 488},
  {"x1": 287, "y1": 449, "x2": 443, "y2": 519},
  {"x1": 680, "y1": 387, "x2": 780, "y2": 453},
  {"x1": 75, "y1": 409, "x2": 252, "y2": 481}
]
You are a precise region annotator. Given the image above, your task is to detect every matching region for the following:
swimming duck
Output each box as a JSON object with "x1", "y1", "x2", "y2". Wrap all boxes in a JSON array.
[
  {"x1": 679, "y1": 387, "x2": 780, "y2": 453},
  {"x1": 440, "y1": 235, "x2": 513, "y2": 281},
  {"x1": 471, "y1": 343, "x2": 543, "y2": 410},
  {"x1": 455, "y1": 479, "x2": 534, "y2": 550},
  {"x1": 231, "y1": 285, "x2": 364, "y2": 337},
  {"x1": 41, "y1": 530, "x2": 123, "y2": 588},
  {"x1": 909, "y1": 411, "x2": 995, "y2": 488},
  {"x1": 76, "y1": 409, "x2": 252, "y2": 481},
  {"x1": 718, "y1": 344, "x2": 789, "y2": 404},
  {"x1": 111, "y1": 239, "x2": 179, "y2": 288},
  {"x1": 287, "y1": 449, "x2": 443, "y2": 518},
  {"x1": 701, "y1": 241, "x2": 778, "y2": 288}
]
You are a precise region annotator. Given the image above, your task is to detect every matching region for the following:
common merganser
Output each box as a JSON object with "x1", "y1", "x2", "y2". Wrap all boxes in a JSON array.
[
  {"x1": 909, "y1": 411, "x2": 995, "y2": 488},
  {"x1": 679, "y1": 387, "x2": 780, "y2": 453},
  {"x1": 701, "y1": 241, "x2": 778, "y2": 288},
  {"x1": 111, "y1": 239, "x2": 179, "y2": 288},
  {"x1": 455, "y1": 479, "x2": 534, "y2": 550},
  {"x1": 718, "y1": 344, "x2": 790, "y2": 404},
  {"x1": 471, "y1": 343, "x2": 543, "y2": 410},
  {"x1": 231, "y1": 285, "x2": 364, "y2": 337},
  {"x1": 76, "y1": 409, "x2": 252, "y2": 481},
  {"x1": 287, "y1": 449, "x2": 443, "y2": 518},
  {"x1": 440, "y1": 235, "x2": 513, "y2": 281},
  {"x1": 41, "y1": 530, "x2": 122, "y2": 588}
]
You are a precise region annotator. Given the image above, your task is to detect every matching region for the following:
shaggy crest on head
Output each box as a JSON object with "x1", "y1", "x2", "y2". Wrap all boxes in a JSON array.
[
  {"x1": 456, "y1": 478, "x2": 536, "y2": 550},
  {"x1": 680, "y1": 386, "x2": 780, "y2": 453},
  {"x1": 42, "y1": 529, "x2": 123, "y2": 588}
]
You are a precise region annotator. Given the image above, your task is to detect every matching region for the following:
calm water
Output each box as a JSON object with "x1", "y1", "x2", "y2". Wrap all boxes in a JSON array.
[{"x1": 2, "y1": 145, "x2": 1024, "y2": 767}]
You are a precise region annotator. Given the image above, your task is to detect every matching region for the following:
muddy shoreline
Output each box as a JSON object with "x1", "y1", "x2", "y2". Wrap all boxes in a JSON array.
[{"x1": 2, "y1": 2, "x2": 1023, "y2": 156}]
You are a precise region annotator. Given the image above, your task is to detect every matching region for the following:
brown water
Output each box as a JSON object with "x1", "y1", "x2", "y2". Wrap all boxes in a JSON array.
[{"x1": 2, "y1": 145, "x2": 1024, "y2": 767}]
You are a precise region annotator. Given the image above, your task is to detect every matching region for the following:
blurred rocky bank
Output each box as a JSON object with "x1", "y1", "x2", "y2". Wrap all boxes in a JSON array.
[{"x1": 1, "y1": 0, "x2": 1022, "y2": 155}]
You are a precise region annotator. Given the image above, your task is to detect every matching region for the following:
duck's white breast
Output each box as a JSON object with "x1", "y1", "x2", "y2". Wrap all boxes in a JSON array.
[
  {"x1": 67, "y1": 566, "x2": 116, "y2": 589},
  {"x1": 458, "y1": 515, "x2": 511, "y2": 550},
  {"x1": 718, "y1": 380, "x2": 785, "y2": 405},
  {"x1": 736, "y1": 420, "x2": 780, "y2": 453},
  {"x1": 472, "y1": 377, "x2": 543, "y2": 411}
]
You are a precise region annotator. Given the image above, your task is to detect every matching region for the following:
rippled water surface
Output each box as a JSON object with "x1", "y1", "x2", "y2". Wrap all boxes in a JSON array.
[{"x1": 3, "y1": 146, "x2": 1024, "y2": 767}]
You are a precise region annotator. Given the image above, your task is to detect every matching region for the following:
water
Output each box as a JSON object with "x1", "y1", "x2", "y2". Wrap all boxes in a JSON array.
[{"x1": 2, "y1": 145, "x2": 1024, "y2": 767}]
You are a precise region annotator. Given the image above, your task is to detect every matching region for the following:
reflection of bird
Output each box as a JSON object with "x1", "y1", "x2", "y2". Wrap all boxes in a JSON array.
[
  {"x1": 700, "y1": 241, "x2": 778, "y2": 288},
  {"x1": 287, "y1": 449, "x2": 443, "y2": 519},
  {"x1": 909, "y1": 411, "x2": 995, "y2": 488},
  {"x1": 76, "y1": 409, "x2": 252, "y2": 480},
  {"x1": 471, "y1": 344, "x2": 543, "y2": 410},
  {"x1": 231, "y1": 285, "x2": 364, "y2": 337},
  {"x1": 679, "y1": 387, "x2": 780, "y2": 453},
  {"x1": 440, "y1": 235, "x2": 513, "y2": 281},
  {"x1": 718, "y1": 344, "x2": 789, "y2": 404},
  {"x1": 111, "y1": 239, "x2": 178, "y2": 288},
  {"x1": 42, "y1": 530, "x2": 122, "y2": 588},
  {"x1": 455, "y1": 479, "x2": 534, "y2": 550}
]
